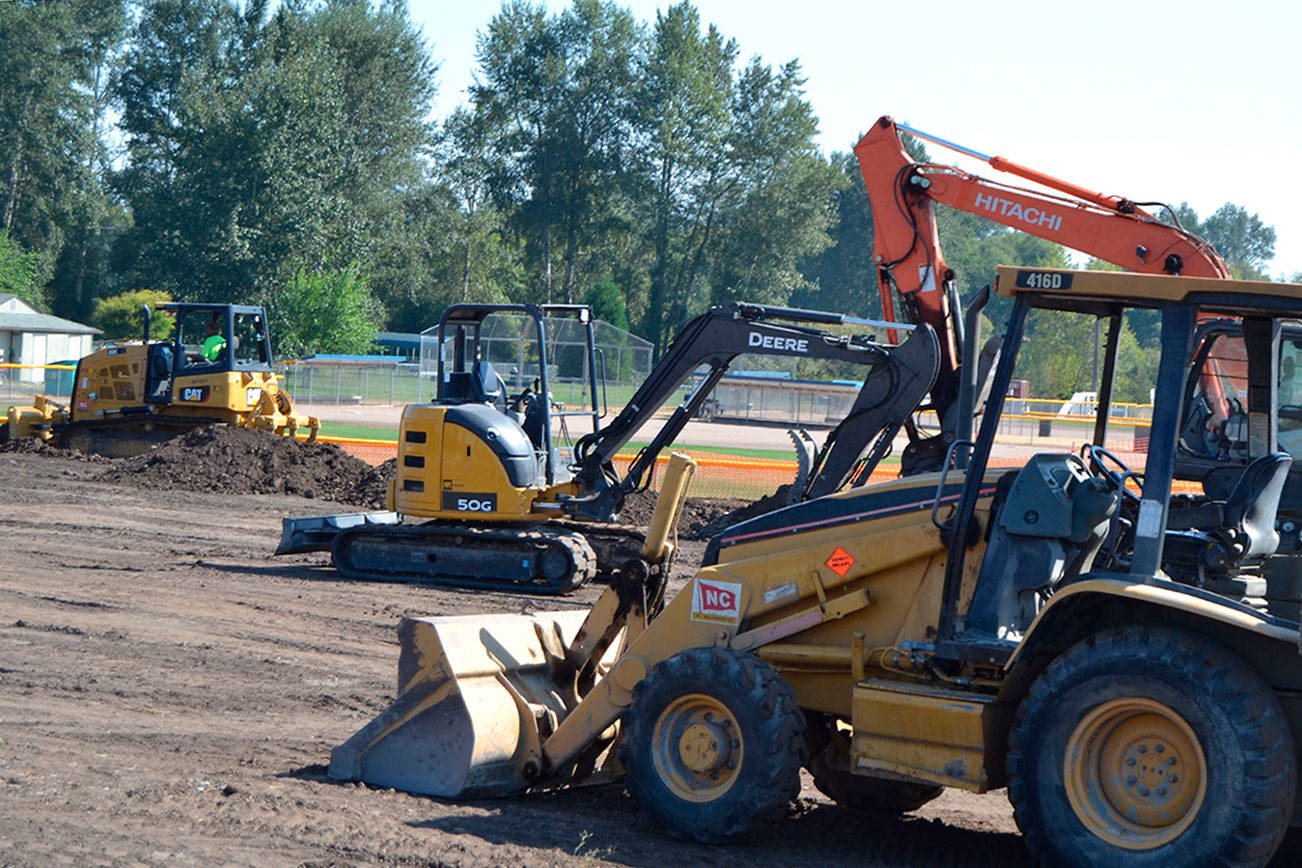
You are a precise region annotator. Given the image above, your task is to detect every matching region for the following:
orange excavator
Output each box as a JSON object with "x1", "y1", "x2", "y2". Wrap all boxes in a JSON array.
[{"x1": 849, "y1": 115, "x2": 1230, "y2": 472}]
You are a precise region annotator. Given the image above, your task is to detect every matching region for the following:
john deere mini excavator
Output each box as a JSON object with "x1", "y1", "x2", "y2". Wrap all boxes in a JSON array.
[
  {"x1": 277, "y1": 301, "x2": 941, "y2": 593},
  {"x1": 330, "y1": 266, "x2": 1302, "y2": 867},
  {"x1": 4, "y1": 302, "x2": 319, "y2": 456}
]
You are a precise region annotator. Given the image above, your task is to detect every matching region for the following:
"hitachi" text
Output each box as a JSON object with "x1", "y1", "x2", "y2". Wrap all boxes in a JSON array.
[{"x1": 972, "y1": 192, "x2": 1062, "y2": 232}]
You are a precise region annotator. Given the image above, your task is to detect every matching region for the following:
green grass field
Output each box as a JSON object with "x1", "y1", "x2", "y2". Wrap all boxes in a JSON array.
[
  {"x1": 317, "y1": 421, "x2": 400, "y2": 441},
  {"x1": 315, "y1": 421, "x2": 909, "y2": 473}
]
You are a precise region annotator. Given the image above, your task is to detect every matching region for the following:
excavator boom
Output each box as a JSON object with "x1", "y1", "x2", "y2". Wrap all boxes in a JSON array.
[{"x1": 853, "y1": 115, "x2": 1230, "y2": 467}]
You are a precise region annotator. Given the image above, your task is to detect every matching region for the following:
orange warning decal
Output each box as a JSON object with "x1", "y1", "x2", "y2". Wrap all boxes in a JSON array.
[{"x1": 825, "y1": 546, "x2": 855, "y2": 578}]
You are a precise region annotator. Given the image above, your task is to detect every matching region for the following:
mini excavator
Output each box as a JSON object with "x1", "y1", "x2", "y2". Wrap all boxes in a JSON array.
[
  {"x1": 278, "y1": 301, "x2": 941, "y2": 592},
  {"x1": 4, "y1": 303, "x2": 319, "y2": 456}
]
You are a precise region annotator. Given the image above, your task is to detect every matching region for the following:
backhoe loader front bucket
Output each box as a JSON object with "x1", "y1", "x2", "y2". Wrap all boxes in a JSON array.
[
  {"x1": 328, "y1": 609, "x2": 599, "y2": 798},
  {"x1": 327, "y1": 453, "x2": 698, "y2": 800}
]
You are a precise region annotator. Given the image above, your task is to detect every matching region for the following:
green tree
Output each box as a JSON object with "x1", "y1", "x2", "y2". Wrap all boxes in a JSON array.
[
  {"x1": 635, "y1": 2, "x2": 735, "y2": 352},
  {"x1": 584, "y1": 275, "x2": 630, "y2": 330},
  {"x1": 704, "y1": 59, "x2": 841, "y2": 310},
  {"x1": 112, "y1": 0, "x2": 436, "y2": 319},
  {"x1": 90, "y1": 289, "x2": 175, "y2": 341},
  {"x1": 1169, "y1": 202, "x2": 1275, "y2": 280},
  {"x1": 0, "y1": 230, "x2": 43, "y2": 307},
  {"x1": 794, "y1": 150, "x2": 879, "y2": 318},
  {"x1": 0, "y1": 0, "x2": 127, "y2": 317},
  {"x1": 473, "y1": 0, "x2": 640, "y2": 305},
  {"x1": 272, "y1": 263, "x2": 379, "y2": 357}
]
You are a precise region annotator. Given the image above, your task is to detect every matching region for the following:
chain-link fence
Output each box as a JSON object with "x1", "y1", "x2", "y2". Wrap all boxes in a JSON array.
[
  {"x1": 273, "y1": 360, "x2": 428, "y2": 405},
  {"x1": 0, "y1": 363, "x2": 77, "y2": 403}
]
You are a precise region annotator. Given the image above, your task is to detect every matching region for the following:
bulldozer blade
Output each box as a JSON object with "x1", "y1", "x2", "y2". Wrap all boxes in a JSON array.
[
  {"x1": 275, "y1": 511, "x2": 398, "y2": 555},
  {"x1": 328, "y1": 609, "x2": 604, "y2": 798}
]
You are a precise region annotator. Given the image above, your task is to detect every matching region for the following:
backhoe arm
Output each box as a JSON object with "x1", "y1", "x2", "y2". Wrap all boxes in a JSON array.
[{"x1": 566, "y1": 303, "x2": 937, "y2": 520}]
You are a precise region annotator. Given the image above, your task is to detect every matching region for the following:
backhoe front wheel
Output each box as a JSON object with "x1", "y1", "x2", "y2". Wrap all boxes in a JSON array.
[
  {"x1": 1008, "y1": 625, "x2": 1296, "y2": 867},
  {"x1": 619, "y1": 647, "x2": 806, "y2": 843}
]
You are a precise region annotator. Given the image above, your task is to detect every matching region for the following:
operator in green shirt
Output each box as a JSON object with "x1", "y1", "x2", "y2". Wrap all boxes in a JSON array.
[{"x1": 202, "y1": 316, "x2": 227, "y2": 362}]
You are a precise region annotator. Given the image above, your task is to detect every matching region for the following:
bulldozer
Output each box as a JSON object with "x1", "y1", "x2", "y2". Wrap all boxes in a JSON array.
[
  {"x1": 329, "y1": 266, "x2": 1302, "y2": 867},
  {"x1": 3, "y1": 302, "x2": 319, "y2": 457},
  {"x1": 277, "y1": 300, "x2": 940, "y2": 592}
]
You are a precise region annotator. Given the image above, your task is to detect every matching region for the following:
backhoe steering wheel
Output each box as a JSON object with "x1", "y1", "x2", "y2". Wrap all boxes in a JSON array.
[{"x1": 1082, "y1": 443, "x2": 1142, "y2": 503}]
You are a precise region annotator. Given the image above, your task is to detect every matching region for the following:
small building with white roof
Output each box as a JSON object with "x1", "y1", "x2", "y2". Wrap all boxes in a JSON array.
[{"x1": 0, "y1": 294, "x2": 100, "y2": 382}]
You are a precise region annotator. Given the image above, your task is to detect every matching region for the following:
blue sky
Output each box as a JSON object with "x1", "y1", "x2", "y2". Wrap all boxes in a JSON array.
[{"x1": 409, "y1": 0, "x2": 1302, "y2": 278}]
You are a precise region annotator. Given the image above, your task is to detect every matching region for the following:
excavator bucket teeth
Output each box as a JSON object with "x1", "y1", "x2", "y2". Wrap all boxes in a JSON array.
[
  {"x1": 328, "y1": 610, "x2": 598, "y2": 798},
  {"x1": 787, "y1": 428, "x2": 818, "y2": 503}
]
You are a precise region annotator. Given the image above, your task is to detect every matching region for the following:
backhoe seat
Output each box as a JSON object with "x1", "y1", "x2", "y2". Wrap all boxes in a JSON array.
[
  {"x1": 1163, "y1": 452, "x2": 1292, "y2": 581},
  {"x1": 1224, "y1": 452, "x2": 1291, "y2": 558},
  {"x1": 964, "y1": 454, "x2": 1117, "y2": 640}
]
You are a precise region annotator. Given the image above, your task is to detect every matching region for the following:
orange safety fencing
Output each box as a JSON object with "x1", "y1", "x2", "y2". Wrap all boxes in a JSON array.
[{"x1": 317, "y1": 437, "x2": 1201, "y2": 501}]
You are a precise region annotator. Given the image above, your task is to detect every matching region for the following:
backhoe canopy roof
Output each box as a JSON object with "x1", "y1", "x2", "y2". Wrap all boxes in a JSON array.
[{"x1": 996, "y1": 266, "x2": 1302, "y2": 318}]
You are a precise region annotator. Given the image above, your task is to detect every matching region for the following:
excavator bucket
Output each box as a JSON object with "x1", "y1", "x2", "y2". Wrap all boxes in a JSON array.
[
  {"x1": 328, "y1": 609, "x2": 603, "y2": 798},
  {"x1": 328, "y1": 453, "x2": 698, "y2": 799}
]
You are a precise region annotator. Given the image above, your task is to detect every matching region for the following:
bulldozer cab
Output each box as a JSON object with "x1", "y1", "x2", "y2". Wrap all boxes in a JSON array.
[
  {"x1": 165, "y1": 304, "x2": 273, "y2": 377},
  {"x1": 430, "y1": 303, "x2": 603, "y2": 485},
  {"x1": 936, "y1": 266, "x2": 1299, "y2": 665}
]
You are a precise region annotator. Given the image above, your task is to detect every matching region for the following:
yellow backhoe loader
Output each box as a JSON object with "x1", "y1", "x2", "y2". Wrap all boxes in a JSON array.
[
  {"x1": 4, "y1": 302, "x2": 318, "y2": 457},
  {"x1": 330, "y1": 267, "x2": 1302, "y2": 867}
]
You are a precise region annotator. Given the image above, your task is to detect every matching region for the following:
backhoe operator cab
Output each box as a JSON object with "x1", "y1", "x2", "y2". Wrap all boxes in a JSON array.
[
  {"x1": 1176, "y1": 319, "x2": 1302, "y2": 618},
  {"x1": 893, "y1": 266, "x2": 1302, "y2": 864}
]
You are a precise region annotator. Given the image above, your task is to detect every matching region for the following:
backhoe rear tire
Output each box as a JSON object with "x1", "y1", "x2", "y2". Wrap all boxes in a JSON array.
[
  {"x1": 619, "y1": 647, "x2": 806, "y2": 843},
  {"x1": 1007, "y1": 625, "x2": 1296, "y2": 867}
]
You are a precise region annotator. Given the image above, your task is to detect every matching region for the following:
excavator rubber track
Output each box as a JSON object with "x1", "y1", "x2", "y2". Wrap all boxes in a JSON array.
[
  {"x1": 330, "y1": 522, "x2": 597, "y2": 594},
  {"x1": 548, "y1": 520, "x2": 646, "y2": 583}
]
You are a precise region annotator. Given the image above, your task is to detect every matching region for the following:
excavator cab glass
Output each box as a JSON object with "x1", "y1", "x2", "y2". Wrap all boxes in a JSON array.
[
  {"x1": 165, "y1": 304, "x2": 275, "y2": 375},
  {"x1": 1279, "y1": 335, "x2": 1302, "y2": 453},
  {"x1": 231, "y1": 311, "x2": 272, "y2": 368}
]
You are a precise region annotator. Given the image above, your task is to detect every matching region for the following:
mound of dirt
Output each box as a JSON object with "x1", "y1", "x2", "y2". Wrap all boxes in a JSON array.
[
  {"x1": 620, "y1": 484, "x2": 793, "y2": 541},
  {"x1": 689, "y1": 484, "x2": 794, "y2": 540},
  {"x1": 0, "y1": 433, "x2": 111, "y2": 462},
  {"x1": 96, "y1": 426, "x2": 390, "y2": 508}
]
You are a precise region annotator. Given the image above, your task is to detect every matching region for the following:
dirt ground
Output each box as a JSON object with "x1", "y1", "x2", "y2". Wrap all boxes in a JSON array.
[{"x1": 3, "y1": 447, "x2": 1300, "y2": 866}]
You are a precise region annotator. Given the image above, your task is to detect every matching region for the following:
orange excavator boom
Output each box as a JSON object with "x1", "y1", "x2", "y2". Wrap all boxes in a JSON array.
[{"x1": 854, "y1": 116, "x2": 1230, "y2": 335}]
